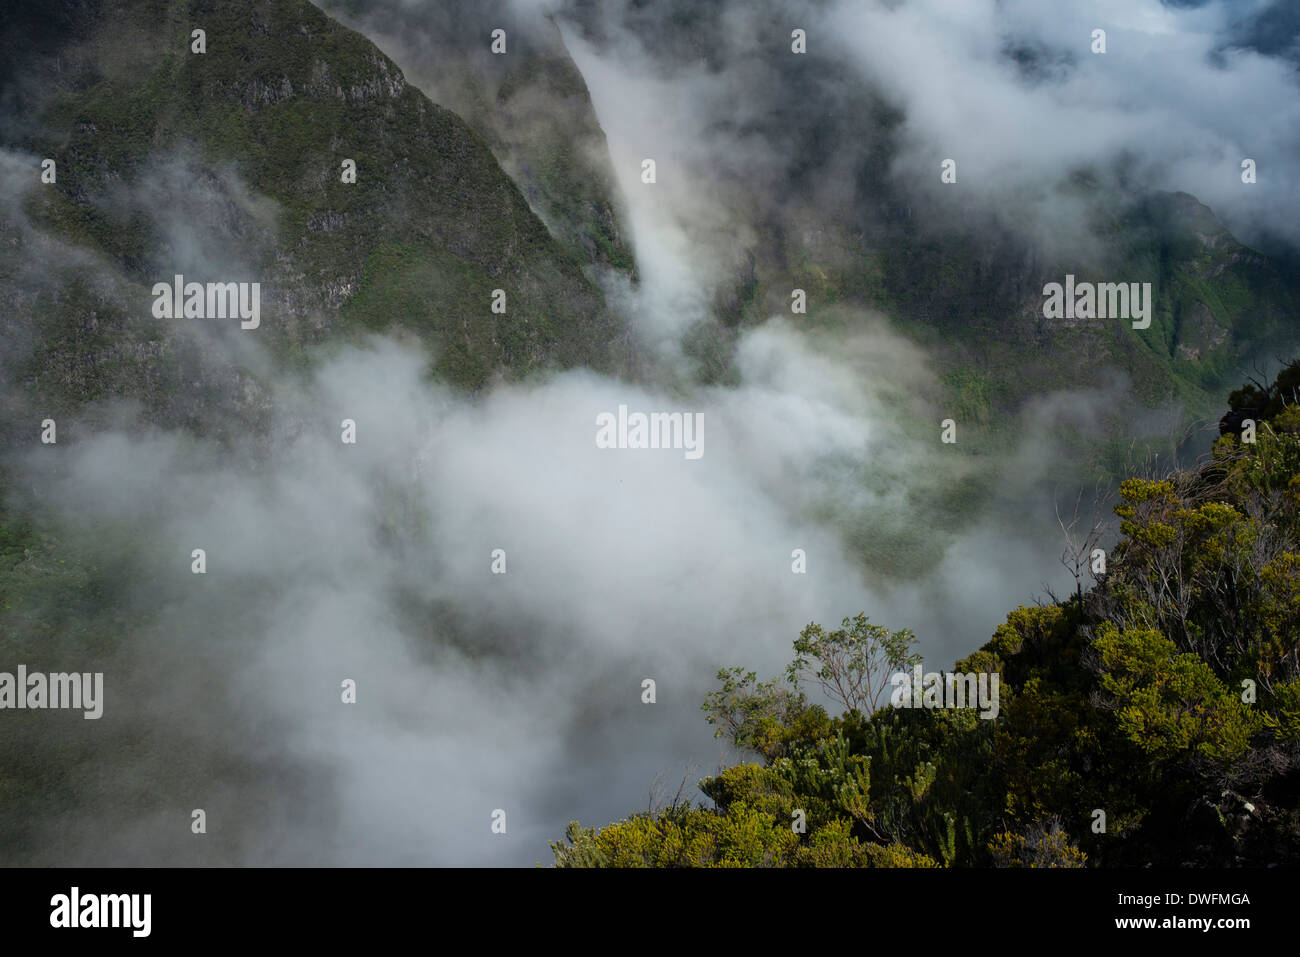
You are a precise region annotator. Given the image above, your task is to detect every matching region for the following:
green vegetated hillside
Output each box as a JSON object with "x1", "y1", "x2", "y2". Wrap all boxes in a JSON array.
[
  {"x1": 0, "y1": 0, "x2": 621, "y2": 447},
  {"x1": 551, "y1": 363, "x2": 1300, "y2": 867},
  {"x1": 743, "y1": 181, "x2": 1300, "y2": 581},
  {"x1": 748, "y1": 183, "x2": 1299, "y2": 461},
  {"x1": 736, "y1": 178, "x2": 1299, "y2": 583},
  {"x1": 319, "y1": 0, "x2": 636, "y2": 277}
]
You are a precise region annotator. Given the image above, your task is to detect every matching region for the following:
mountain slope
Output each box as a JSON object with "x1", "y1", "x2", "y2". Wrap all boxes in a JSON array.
[
  {"x1": 0, "y1": 0, "x2": 623, "y2": 447},
  {"x1": 320, "y1": 0, "x2": 636, "y2": 277}
]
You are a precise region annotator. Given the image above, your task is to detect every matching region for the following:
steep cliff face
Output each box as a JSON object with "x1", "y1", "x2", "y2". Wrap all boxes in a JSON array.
[
  {"x1": 0, "y1": 0, "x2": 624, "y2": 445},
  {"x1": 320, "y1": 0, "x2": 636, "y2": 277}
]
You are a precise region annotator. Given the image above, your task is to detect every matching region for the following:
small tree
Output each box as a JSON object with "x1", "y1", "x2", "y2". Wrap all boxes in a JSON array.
[
  {"x1": 1054, "y1": 481, "x2": 1111, "y2": 599},
  {"x1": 786, "y1": 613, "x2": 921, "y2": 717},
  {"x1": 702, "y1": 667, "x2": 808, "y2": 759}
]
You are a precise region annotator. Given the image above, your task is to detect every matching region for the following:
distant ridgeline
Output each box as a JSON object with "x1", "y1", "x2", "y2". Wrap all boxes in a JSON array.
[{"x1": 552, "y1": 362, "x2": 1300, "y2": 868}]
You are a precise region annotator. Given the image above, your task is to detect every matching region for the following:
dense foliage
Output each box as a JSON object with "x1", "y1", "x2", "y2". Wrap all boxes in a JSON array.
[{"x1": 551, "y1": 363, "x2": 1300, "y2": 867}]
